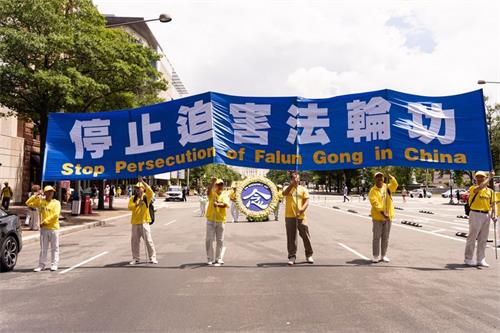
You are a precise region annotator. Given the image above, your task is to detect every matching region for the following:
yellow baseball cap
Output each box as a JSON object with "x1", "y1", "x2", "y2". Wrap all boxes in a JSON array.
[
  {"x1": 215, "y1": 179, "x2": 224, "y2": 185},
  {"x1": 475, "y1": 171, "x2": 487, "y2": 178},
  {"x1": 43, "y1": 185, "x2": 56, "y2": 193},
  {"x1": 374, "y1": 172, "x2": 384, "y2": 177},
  {"x1": 134, "y1": 182, "x2": 144, "y2": 188}
]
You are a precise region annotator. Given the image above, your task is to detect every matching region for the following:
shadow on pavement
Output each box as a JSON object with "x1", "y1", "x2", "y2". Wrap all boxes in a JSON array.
[
  {"x1": 8, "y1": 261, "x2": 476, "y2": 274},
  {"x1": 444, "y1": 263, "x2": 481, "y2": 270}
]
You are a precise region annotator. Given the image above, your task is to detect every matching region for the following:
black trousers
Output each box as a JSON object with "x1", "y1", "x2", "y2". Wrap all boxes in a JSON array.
[
  {"x1": 2, "y1": 197, "x2": 10, "y2": 210},
  {"x1": 285, "y1": 217, "x2": 313, "y2": 258}
]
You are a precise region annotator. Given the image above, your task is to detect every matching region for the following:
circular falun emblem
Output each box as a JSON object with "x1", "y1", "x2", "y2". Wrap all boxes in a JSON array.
[{"x1": 236, "y1": 176, "x2": 279, "y2": 221}]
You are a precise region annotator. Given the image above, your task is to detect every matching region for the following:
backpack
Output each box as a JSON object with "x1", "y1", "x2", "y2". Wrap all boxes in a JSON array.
[{"x1": 144, "y1": 196, "x2": 155, "y2": 225}]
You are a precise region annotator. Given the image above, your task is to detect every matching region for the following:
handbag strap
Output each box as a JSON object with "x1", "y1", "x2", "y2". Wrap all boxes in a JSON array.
[{"x1": 469, "y1": 190, "x2": 480, "y2": 207}]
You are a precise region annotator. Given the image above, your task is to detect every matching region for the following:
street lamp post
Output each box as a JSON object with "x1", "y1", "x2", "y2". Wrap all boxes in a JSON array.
[
  {"x1": 105, "y1": 14, "x2": 172, "y2": 28},
  {"x1": 478, "y1": 79, "x2": 499, "y2": 187},
  {"x1": 95, "y1": 13, "x2": 172, "y2": 210},
  {"x1": 478, "y1": 80, "x2": 500, "y2": 85}
]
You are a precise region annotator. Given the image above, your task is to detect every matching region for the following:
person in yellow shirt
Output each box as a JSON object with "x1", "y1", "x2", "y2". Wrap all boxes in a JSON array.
[
  {"x1": 128, "y1": 177, "x2": 157, "y2": 265},
  {"x1": 205, "y1": 177, "x2": 229, "y2": 266},
  {"x1": 283, "y1": 172, "x2": 313, "y2": 265},
  {"x1": 229, "y1": 186, "x2": 239, "y2": 223},
  {"x1": 27, "y1": 185, "x2": 61, "y2": 272},
  {"x1": 274, "y1": 184, "x2": 284, "y2": 221},
  {"x1": 368, "y1": 172, "x2": 398, "y2": 263},
  {"x1": 1, "y1": 181, "x2": 13, "y2": 210},
  {"x1": 464, "y1": 171, "x2": 496, "y2": 267}
]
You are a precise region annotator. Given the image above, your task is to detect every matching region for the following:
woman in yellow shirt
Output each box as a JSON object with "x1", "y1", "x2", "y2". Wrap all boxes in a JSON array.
[
  {"x1": 27, "y1": 186, "x2": 61, "y2": 272},
  {"x1": 205, "y1": 177, "x2": 229, "y2": 266},
  {"x1": 464, "y1": 171, "x2": 497, "y2": 267},
  {"x1": 368, "y1": 172, "x2": 398, "y2": 263}
]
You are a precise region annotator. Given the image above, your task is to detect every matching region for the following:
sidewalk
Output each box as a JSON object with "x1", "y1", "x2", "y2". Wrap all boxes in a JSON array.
[{"x1": 10, "y1": 197, "x2": 134, "y2": 244}]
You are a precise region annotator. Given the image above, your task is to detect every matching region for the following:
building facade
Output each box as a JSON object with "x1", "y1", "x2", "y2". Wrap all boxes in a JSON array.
[{"x1": 0, "y1": 108, "x2": 25, "y2": 203}]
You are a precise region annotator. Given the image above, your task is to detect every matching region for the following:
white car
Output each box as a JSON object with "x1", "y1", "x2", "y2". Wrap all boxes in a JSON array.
[
  {"x1": 409, "y1": 189, "x2": 432, "y2": 198},
  {"x1": 441, "y1": 189, "x2": 466, "y2": 198},
  {"x1": 165, "y1": 186, "x2": 183, "y2": 201}
]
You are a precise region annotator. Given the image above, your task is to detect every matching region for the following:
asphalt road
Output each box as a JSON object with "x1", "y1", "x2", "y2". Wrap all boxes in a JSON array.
[{"x1": 1, "y1": 196, "x2": 499, "y2": 332}]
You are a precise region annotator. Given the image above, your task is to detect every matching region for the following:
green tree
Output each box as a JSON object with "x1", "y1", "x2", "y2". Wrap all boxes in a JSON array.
[
  {"x1": 190, "y1": 164, "x2": 242, "y2": 189},
  {"x1": 486, "y1": 102, "x2": 500, "y2": 173},
  {"x1": 266, "y1": 169, "x2": 290, "y2": 185},
  {"x1": 0, "y1": 0, "x2": 167, "y2": 178}
]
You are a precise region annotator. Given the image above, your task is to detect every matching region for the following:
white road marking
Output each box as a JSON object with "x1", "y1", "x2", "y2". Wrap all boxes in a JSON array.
[
  {"x1": 430, "y1": 229, "x2": 446, "y2": 233},
  {"x1": 452, "y1": 226, "x2": 469, "y2": 231},
  {"x1": 59, "y1": 251, "x2": 109, "y2": 275},
  {"x1": 311, "y1": 203, "x2": 467, "y2": 243},
  {"x1": 164, "y1": 219, "x2": 177, "y2": 226},
  {"x1": 193, "y1": 209, "x2": 200, "y2": 213},
  {"x1": 337, "y1": 242, "x2": 369, "y2": 260}
]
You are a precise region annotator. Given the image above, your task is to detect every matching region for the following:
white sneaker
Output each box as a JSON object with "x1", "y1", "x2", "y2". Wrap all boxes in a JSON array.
[
  {"x1": 207, "y1": 261, "x2": 213, "y2": 265},
  {"x1": 129, "y1": 260, "x2": 140, "y2": 265},
  {"x1": 150, "y1": 258, "x2": 158, "y2": 264},
  {"x1": 382, "y1": 256, "x2": 390, "y2": 263},
  {"x1": 306, "y1": 256, "x2": 314, "y2": 264},
  {"x1": 214, "y1": 259, "x2": 224, "y2": 266},
  {"x1": 287, "y1": 257, "x2": 296, "y2": 266},
  {"x1": 372, "y1": 256, "x2": 380, "y2": 263},
  {"x1": 50, "y1": 265, "x2": 58, "y2": 271},
  {"x1": 478, "y1": 259, "x2": 490, "y2": 267},
  {"x1": 464, "y1": 259, "x2": 477, "y2": 266},
  {"x1": 33, "y1": 265, "x2": 45, "y2": 272}
]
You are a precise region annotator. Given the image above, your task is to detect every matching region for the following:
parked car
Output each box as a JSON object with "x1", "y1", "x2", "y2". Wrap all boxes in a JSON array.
[
  {"x1": 0, "y1": 208, "x2": 22, "y2": 272},
  {"x1": 460, "y1": 191, "x2": 470, "y2": 203},
  {"x1": 409, "y1": 189, "x2": 432, "y2": 198},
  {"x1": 165, "y1": 186, "x2": 183, "y2": 201},
  {"x1": 441, "y1": 189, "x2": 466, "y2": 198}
]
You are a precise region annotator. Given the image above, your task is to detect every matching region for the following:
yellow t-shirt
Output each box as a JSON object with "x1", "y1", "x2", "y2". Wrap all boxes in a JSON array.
[
  {"x1": 368, "y1": 176, "x2": 398, "y2": 222},
  {"x1": 277, "y1": 190, "x2": 283, "y2": 202},
  {"x1": 128, "y1": 184, "x2": 154, "y2": 224},
  {"x1": 206, "y1": 191, "x2": 229, "y2": 223},
  {"x1": 495, "y1": 192, "x2": 500, "y2": 217},
  {"x1": 285, "y1": 186, "x2": 309, "y2": 219},
  {"x1": 468, "y1": 186, "x2": 493, "y2": 212},
  {"x1": 26, "y1": 195, "x2": 61, "y2": 230},
  {"x1": 229, "y1": 191, "x2": 237, "y2": 201},
  {"x1": 2, "y1": 186, "x2": 12, "y2": 198}
]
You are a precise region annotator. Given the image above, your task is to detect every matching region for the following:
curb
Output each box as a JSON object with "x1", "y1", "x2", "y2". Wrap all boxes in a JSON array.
[{"x1": 21, "y1": 212, "x2": 133, "y2": 245}]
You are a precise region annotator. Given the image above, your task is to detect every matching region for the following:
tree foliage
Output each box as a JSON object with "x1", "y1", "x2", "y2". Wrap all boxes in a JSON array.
[
  {"x1": 266, "y1": 169, "x2": 290, "y2": 185},
  {"x1": 190, "y1": 164, "x2": 242, "y2": 189},
  {"x1": 0, "y1": 0, "x2": 167, "y2": 176}
]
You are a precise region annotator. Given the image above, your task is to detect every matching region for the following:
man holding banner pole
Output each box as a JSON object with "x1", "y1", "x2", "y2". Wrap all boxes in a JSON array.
[
  {"x1": 206, "y1": 177, "x2": 229, "y2": 266},
  {"x1": 128, "y1": 177, "x2": 157, "y2": 265},
  {"x1": 283, "y1": 171, "x2": 313, "y2": 266},
  {"x1": 368, "y1": 172, "x2": 398, "y2": 263},
  {"x1": 464, "y1": 171, "x2": 496, "y2": 267}
]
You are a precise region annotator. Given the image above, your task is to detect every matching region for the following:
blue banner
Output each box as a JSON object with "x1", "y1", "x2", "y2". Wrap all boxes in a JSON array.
[{"x1": 43, "y1": 89, "x2": 492, "y2": 181}]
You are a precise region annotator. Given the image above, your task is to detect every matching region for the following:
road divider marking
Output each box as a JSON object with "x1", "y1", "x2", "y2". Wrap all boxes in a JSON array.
[
  {"x1": 452, "y1": 226, "x2": 469, "y2": 231},
  {"x1": 59, "y1": 251, "x2": 109, "y2": 275},
  {"x1": 338, "y1": 242, "x2": 369, "y2": 260},
  {"x1": 430, "y1": 229, "x2": 446, "y2": 233},
  {"x1": 164, "y1": 219, "x2": 177, "y2": 226},
  {"x1": 311, "y1": 203, "x2": 467, "y2": 243}
]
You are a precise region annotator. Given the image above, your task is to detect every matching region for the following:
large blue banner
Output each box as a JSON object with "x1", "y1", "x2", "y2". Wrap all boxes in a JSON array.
[{"x1": 43, "y1": 89, "x2": 492, "y2": 180}]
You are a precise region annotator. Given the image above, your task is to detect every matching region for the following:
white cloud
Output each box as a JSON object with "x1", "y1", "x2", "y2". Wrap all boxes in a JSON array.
[{"x1": 93, "y1": 0, "x2": 500, "y2": 103}]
